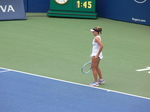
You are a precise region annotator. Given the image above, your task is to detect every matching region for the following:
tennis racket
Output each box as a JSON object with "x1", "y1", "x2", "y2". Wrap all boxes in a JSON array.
[{"x1": 81, "y1": 61, "x2": 92, "y2": 74}]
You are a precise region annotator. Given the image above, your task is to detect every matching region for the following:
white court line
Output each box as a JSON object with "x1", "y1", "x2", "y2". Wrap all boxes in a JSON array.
[
  {"x1": 0, "y1": 66, "x2": 150, "y2": 100},
  {"x1": 0, "y1": 69, "x2": 11, "y2": 73},
  {"x1": 136, "y1": 67, "x2": 150, "y2": 74},
  {"x1": 136, "y1": 67, "x2": 150, "y2": 71}
]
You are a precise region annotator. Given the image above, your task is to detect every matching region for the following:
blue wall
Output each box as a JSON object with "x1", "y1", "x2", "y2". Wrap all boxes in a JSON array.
[
  {"x1": 23, "y1": 0, "x2": 27, "y2": 12},
  {"x1": 24, "y1": 0, "x2": 49, "y2": 12},
  {"x1": 97, "y1": 0, "x2": 150, "y2": 25},
  {"x1": 24, "y1": 0, "x2": 150, "y2": 25}
]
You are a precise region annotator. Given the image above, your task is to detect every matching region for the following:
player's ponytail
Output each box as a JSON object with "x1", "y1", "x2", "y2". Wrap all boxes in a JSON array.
[{"x1": 97, "y1": 27, "x2": 102, "y2": 34}]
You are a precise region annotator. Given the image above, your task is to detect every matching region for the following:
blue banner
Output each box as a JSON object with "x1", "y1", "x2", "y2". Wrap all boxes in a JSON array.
[
  {"x1": 0, "y1": 0, "x2": 26, "y2": 20},
  {"x1": 97, "y1": 0, "x2": 150, "y2": 26}
]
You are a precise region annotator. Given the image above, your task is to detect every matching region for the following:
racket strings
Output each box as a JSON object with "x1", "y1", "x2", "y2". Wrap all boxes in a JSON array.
[{"x1": 81, "y1": 62, "x2": 92, "y2": 74}]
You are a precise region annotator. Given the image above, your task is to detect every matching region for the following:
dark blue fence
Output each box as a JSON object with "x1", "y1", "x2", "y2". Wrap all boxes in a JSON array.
[
  {"x1": 97, "y1": 0, "x2": 150, "y2": 25},
  {"x1": 23, "y1": 0, "x2": 150, "y2": 25},
  {"x1": 23, "y1": 0, "x2": 49, "y2": 12}
]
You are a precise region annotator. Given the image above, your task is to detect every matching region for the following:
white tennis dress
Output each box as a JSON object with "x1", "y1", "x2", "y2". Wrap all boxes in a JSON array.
[{"x1": 90, "y1": 35, "x2": 103, "y2": 59}]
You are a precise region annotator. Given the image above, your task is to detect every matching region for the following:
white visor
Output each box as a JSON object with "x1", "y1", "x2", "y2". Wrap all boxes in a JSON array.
[{"x1": 90, "y1": 29, "x2": 94, "y2": 32}]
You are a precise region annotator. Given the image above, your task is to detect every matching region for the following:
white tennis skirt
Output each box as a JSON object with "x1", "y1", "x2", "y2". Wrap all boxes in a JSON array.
[{"x1": 90, "y1": 52, "x2": 103, "y2": 59}]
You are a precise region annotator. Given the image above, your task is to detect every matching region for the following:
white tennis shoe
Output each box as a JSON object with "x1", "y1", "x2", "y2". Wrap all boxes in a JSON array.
[
  {"x1": 89, "y1": 82, "x2": 99, "y2": 87},
  {"x1": 98, "y1": 79, "x2": 105, "y2": 84}
]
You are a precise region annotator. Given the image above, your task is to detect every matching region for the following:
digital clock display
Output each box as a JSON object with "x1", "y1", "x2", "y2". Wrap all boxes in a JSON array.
[
  {"x1": 73, "y1": 0, "x2": 96, "y2": 12},
  {"x1": 76, "y1": 1, "x2": 92, "y2": 9},
  {"x1": 48, "y1": 0, "x2": 97, "y2": 18}
]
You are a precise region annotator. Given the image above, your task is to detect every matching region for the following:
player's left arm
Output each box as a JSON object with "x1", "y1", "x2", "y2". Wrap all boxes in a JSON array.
[{"x1": 95, "y1": 37, "x2": 104, "y2": 58}]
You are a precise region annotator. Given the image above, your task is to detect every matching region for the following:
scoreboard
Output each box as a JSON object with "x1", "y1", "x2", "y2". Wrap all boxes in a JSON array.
[{"x1": 47, "y1": 0, "x2": 97, "y2": 19}]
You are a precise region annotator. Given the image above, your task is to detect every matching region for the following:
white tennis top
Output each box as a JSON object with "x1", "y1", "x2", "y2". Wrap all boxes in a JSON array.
[{"x1": 90, "y1": 35, "x2": 103, "y2": 59}]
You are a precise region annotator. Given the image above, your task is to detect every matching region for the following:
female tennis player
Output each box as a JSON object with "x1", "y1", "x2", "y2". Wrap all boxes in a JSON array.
[{"x1": 89, "y1": 27, "x2": 105, "y2": 86}]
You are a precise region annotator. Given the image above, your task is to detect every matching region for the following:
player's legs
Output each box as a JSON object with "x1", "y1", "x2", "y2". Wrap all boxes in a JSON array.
[
  {"x1": 96, "y1": 59, "x2": 103, "y2": 79},
  {"x1": 91, "y1": 56, "x2": 100, "y2": 82}
]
